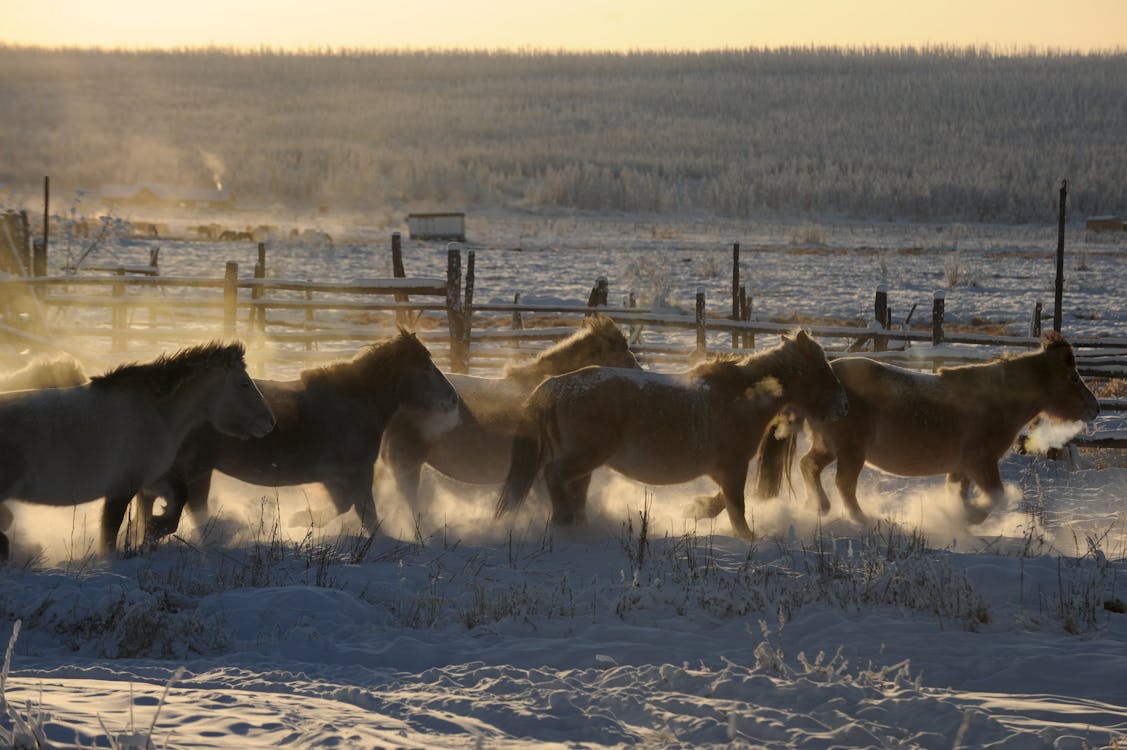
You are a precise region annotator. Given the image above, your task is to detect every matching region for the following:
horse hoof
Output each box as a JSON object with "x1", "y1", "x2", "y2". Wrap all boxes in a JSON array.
[{"x1": 684, "y1": 495, "x2": 724, "y2": 520}]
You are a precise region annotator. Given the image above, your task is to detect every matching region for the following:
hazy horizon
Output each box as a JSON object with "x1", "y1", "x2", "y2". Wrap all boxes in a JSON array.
[{"x1": 4, "y1": 0, "x2": 1127, "y2": 54}]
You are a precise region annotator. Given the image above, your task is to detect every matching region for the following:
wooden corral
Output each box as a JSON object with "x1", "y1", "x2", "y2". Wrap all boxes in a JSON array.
[{"x1": 1, "y1": 237, "x2": 1123, "y2": 449}]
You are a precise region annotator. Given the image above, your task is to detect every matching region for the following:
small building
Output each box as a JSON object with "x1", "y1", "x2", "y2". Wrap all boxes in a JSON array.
[
  {"x1": 1085, "y1": 215, "x2": 1124, "y2": 232},
  {"x1": 407, "y1": 212, "x2": 466, "y2": 242}
]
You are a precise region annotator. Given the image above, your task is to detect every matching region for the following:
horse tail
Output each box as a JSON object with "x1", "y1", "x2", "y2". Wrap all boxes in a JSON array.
[
  {"x1": 495, "y1": 387, "x2": 556, "y2": 519},
  {"x1": 754, "y1": 414, "x2": 799, "y2": 499}
]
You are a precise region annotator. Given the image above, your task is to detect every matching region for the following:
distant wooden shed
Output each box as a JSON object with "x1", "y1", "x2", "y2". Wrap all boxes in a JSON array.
[
  {"x1": 407, "y1": 212, "x2": 466, "y2": 242},
  {"x1": 1085, "y1": 215, "x2": 1124, "y2": 232}
]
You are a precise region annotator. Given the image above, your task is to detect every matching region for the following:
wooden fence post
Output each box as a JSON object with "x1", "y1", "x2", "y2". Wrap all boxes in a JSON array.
[
  {"x1": 874, "y1": 283, "x2": 889, "y2": 352},
  {"x1": 31, "y1": 237, "x2": 46, "y2": 278},
  {"x1": 42, "y1": 176, "x2": 49, "y2": 260},
  {"x1": 694, "y1": 288, "x2": 706, "y2": 357},
  {"x1": 739, "y1": 285, "x2": 753, "y2": 349},
  {"x1": 1053, "y1": 179, "x2": 1067, "y2": 333},
  {"x1": 391, "y1": 232, "x2": 409, "y2": 326},
  {"x1": 252, "y1": 242, "x2": 266, "y2": 332},
  {"x1": 446, "y1": 245, "x2": 465, "y2": 373},
  {"x1": 931, "y1": 290, "x2": 945, "y2": 346},
  {"x1": 223, "y1": 261, "x2": 238, "y2": 338},
  {"x1": 111, "y1": 267, "x2": 126, "y2": 352},
  {"x1": 587, "y1": 276, "x2": 609, "y2": 311},
  {"x1": 304, "y1": 289, "x2": 314, "y2": 351},
  {"x1": 731, "y1": 242, "x2": 740, "y2": 349},
  {"x1": 462, "y1": 249, "x2": 475, "y2": 370},
  {"x1": 17, "y1": 210, "x2": 31, "y2": 276},
  {"x1": 511, "y1": 292, "x2": 523, "y2": 330},
  {"x1": 1031, "y1": 300, "x2": 1043, "y2": 338}
]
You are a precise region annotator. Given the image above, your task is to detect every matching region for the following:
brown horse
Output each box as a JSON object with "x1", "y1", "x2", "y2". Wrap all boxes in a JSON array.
[
  {"x1": 495, "y1": 331, "x2": 848, "y2": 539},
  {"x1": 133, "y1": 330, "x2": 459, "y2": 544},
  {"x1": 0, "y1": 342, "x2": 275, "y2": 558},
  {"x1": 376, "y1": 315, "x2": 640, "y2": 514},
  {"x1": 751, "y1": 332, "x2": 1100, "y2": 525}
]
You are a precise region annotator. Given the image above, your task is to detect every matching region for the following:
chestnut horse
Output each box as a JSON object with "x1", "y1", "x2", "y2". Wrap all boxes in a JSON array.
[
  {"x1": 133, "y1": 330, "x2": 460, "y2": 544},
  {"x1": 751, "y1": 332, "x2": 1100, "y2": 524},
  {"x1": 495, "y1": 331, "x2": 848, "y2": 539},
  {"x1": 0, "y1": 341, "x2": 275, "y2": 558},
  {"x1": 376, "y1": 315, "x2": 639, "y2": 513}
]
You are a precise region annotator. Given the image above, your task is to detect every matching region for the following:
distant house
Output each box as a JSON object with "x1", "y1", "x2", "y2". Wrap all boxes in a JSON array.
[
  {"x1": 407, "y1": 212, "x2": 466, "y2": 242},
  {"x1": 1085, "y1": 215, "x2": 1124, "y2": 232},
  {"x1": 100, "y1": 183, "x2": 235, "y2": 210}
]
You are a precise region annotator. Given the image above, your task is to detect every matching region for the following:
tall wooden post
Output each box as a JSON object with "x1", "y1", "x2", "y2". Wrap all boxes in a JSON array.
[
  {"x1": 223, "y1": 261, "x2": 238, "y2": 338},
  {"x1": 1053, "y1": 179, "x2": 1067, "y2": 333},
  {"x1": 740, "y1": 285, "x2": 753, "y2": 349},
  {"x1": 730, "y1": 242, "x2": 740, "y2": 349},
  {"x1": 445, "y1": 246, "x2": 465, "y2": 373},
  {"x1": 694, "y1": 288, "x2": 706, "y2": 357}
]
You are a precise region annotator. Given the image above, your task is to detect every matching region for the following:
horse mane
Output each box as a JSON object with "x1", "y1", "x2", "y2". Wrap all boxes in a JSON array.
[
  {"x1": 694, "y1": 329, "x2": 816, "y2": 394},
  {"x1": 503, "y1": 315, "x2": 629, "y2": 380},
  {"x1": 937, "y1": 332, "x2": 1075, "y2": 386},
  {"x1": 91, "y1": 341, "x2": 246, "y2": 396},
  {"x1": 300, "y1": 329, "x2": 429, "y2": 389}
]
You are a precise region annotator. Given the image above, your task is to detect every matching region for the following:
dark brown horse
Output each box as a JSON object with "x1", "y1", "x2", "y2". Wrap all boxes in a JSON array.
[
  {"x1": 495, "y1": 331, "x2": 848, "y2": 539},
  {"x1": 752, "y1": 332, "x2": 1100, "y2": 524},
  {"x1": 0, "y1": 342, "x2": 275, "y2": 558},
  {"x1": 376, "y1": 315, "x2": 640, "y2": 514},
  {"x1": 134, "y1": 330, "x2": 459, "y2": 544}
]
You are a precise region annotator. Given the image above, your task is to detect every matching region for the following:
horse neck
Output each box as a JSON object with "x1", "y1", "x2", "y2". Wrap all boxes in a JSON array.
[
  {"x1": 994, "y1": 353, "x2": 1062, "y2": 424},
  {"x1": 153, "y1": 369, "x2": 225, "y2": 440}
]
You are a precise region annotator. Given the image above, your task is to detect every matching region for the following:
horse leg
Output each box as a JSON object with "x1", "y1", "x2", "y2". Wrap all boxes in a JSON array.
[
  {"x1": 379, "y1": 433, "x2": 428, "y2": 513},
  {"x1": 0, "y1": 502, "x2": 12, "y2": 561},
  {"x1": 143, "y1": 475, "x2": 190, "y2": 545},
  {"x1": 101, "y1": 492, "x2": 136, "y2": 556},
  {"x1": 326, "y1": 466, "x2": 380, "y2": 535},
  {"x1": 564, "y1": 473, "x2": 593, "y2": 525},
  {"x1": 961, "y1": 461, "x2": 1006, "y2": 524},
  {"x1": 710, "y1": 463, "x2": 754, "y2": 540},
  {"x1": 798, "y1": 445, "x2": 835, "y2": 515},
  {"x1": 181, "y1": 472, "x2": 214, "y2": 532},
  {"x1": 543, "y1": 450, "x2": 605, "y2": 526},
  {"x1": 831, "y1": 451, "x2": 870, "y2": 526}
]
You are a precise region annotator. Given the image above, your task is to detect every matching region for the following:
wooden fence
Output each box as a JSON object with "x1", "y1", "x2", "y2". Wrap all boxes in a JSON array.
[{"x1": 1, "y1": 234, "x2": 1124, "y2": 446}]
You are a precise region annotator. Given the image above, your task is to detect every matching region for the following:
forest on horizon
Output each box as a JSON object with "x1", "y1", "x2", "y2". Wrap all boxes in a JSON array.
[{"x1": 1, "y1": 46, "x2": 1125, "y2": 224}]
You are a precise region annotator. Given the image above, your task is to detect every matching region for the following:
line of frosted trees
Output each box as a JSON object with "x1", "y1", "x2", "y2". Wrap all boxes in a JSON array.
[{"x1": 1, "y1": 46, "x2": 1125, "y2": 222}]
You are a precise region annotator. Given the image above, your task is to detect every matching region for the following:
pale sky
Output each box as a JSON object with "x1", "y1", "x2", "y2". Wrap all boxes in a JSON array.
[{"x1": 3, "y1": 0, "x2": 1125, "y2": 52}]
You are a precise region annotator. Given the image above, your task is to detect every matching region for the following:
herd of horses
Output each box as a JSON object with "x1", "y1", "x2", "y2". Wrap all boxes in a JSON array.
[{"x1": 0, "y1": 316, "x2": 1101, "y2": 560}]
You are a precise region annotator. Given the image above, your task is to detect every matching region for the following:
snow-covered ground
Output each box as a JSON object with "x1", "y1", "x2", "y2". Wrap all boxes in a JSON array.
[{"x1": 2, "y1": 214, "x2": 1126, "y2": 748}]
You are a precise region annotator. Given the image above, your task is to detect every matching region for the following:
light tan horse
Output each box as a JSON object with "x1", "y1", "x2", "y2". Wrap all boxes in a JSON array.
[
  {"x1": 752, "y1": 332, "x2": 1100, "y2": 524},
  {"x1": 0, "y1": 341, "x2": 275, "y2": 558},
  {"x1": 377, "y1": 315, "x2": 640, "y2": 513},
  {"x1": 496, "y1": 331, "x2": 848, "y2": 539},
  {"x1": 0, "y1": 354, "x2": 88, "y2": 391}
]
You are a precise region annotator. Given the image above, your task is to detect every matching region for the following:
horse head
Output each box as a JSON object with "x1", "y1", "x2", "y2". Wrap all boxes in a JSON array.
[
  {"x1": 505, "y1": 315, "x2": 640, "y2": 383},
  {"x1": 200, "y1": 342, "x2": 276, "y2": 439},
  {"x1": 378, "y1": 330, "x2": 461, "y2": 439},
  {"x1": 779, "y1": 330, "x2": 849, "y2": 422},
  {"x1": 1036, "y1": 332, "x2": 1100, "y2": 423}
]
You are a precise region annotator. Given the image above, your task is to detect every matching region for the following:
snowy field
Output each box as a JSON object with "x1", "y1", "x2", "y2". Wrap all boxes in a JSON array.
[{"x1": 2, "y1": 213, "x2": 1127, "y2": 748}]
